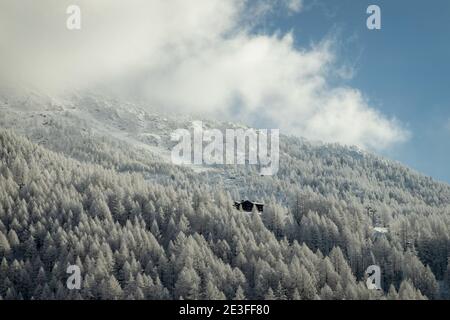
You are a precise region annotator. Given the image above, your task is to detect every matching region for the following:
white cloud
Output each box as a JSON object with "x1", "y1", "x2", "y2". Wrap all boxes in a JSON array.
[
  {"x1": 286, "y1": 0, "x2": 303, "y2": 13},
  {"x1": 0, "y1": 0, "x2": 409, "y2": 150}
]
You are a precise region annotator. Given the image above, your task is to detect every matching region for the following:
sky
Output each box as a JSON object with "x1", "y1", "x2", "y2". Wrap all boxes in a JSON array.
[
  {"x1": 263, "y1": 0, "x2": 450, "y2": 182},
  {"x1": 0, "y1": 0, "x2": 449, "y2": 182}
]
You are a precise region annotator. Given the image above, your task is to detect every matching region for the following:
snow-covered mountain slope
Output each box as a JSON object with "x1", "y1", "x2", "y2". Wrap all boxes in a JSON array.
[
  {"x1": 1, "y1": 88, "x2": 450, "y2": 212},
  {"x1": 0, "y1": 90, "x2": 252, "y2": 171},
  {"x1": 2, "y1": 90, "x2": 450, "y2": 299},
  {"x1": 1, "y1": 90, "x2": 449, "y2": 206}
]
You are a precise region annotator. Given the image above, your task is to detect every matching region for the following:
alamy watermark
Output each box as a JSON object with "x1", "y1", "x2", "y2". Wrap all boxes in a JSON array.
[
  {"x1": 365, "y1": 265, "x2": 382, "y2": 290},
  {"x1": 66, "y1": 265, "x2": 81, "y2": 290},
  {"x1": 171, "y1": 121, "x2": 279, "y2": 176},
  {"x1": 65, "y1": 4, "x2": 379, "y2": 31},
  {"x1": 367, "y1": 5, "x2": 381, "y2": 30},
  {"x1": 66, "y1": 5, "x2": 81, "y2": 30}
]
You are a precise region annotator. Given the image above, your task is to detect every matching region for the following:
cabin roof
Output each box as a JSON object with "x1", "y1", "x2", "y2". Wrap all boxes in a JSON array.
[{"x1": 236, "y1": 200, "x2": 264, "y2": 205}]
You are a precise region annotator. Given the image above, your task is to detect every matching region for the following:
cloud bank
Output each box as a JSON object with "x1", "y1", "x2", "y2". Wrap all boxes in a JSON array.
[{"x1": 0, "y1": 0, "x2": 409, "y2": 150}]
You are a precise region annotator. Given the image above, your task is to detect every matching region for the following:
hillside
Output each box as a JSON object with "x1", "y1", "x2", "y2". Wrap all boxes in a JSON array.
[{"x1": 0, "y1": 92, "x2": 449, "y2": 299}]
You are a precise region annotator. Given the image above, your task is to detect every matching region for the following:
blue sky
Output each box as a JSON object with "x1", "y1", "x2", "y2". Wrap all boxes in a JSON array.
[{"x1": 261, "y1": 0, "x2": 450, "y2": 182}]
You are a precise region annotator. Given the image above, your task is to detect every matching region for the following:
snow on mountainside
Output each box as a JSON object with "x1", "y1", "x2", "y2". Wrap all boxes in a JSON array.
[
  {"x1": 1, "y1": 89, "x2": 176, "y2": 161},
  {"x1": 0, "y1": 90, "x2": 252, "y2": 170},
  {"x1": 2, "y1": 90, "x2": 450, "y2": 300},
  {"x1": 1, "y1": 89, "x2": 450, "y2": 209}
]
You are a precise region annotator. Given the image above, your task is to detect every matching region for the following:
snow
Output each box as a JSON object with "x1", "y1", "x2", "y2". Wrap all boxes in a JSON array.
[{"x1": 373, "y1": 227, "x2": 388, "y2": 234}]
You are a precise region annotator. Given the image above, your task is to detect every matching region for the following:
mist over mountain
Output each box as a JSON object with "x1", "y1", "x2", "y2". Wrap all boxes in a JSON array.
[{"x1": 1, "y1": 91, "x2": 449, "y2": 300}]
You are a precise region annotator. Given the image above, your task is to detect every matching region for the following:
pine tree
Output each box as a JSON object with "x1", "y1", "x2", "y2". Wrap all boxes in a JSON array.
[
  {"x1": 204, "y1": 279, "x2": 226, "y2": 300},
  {"x1": 319, "y1": 285, "x2": 334, "y2": 300},
  {"x1": 387, "y1": 285, "x2": 398, "y2": 300},
  {"x1": 264, "y1": 288, "x2": 276, "y2": 300},
  {"x1": 398, "y1": 280, "x2": 425, "y2": 300},
  {"x1": 102, "y1": 275, "x2": 123, "y2": 300},
  {"x1": 0, "y1": 231, "x2": 10, "y2": 255},
  {"x1": 7, "y1": 229, "x2": 20, "y2": 248},
  {"x1": 174, "y1": 266, "x2": 201, "y2": 300},
  {"x1": 233, "y1": 286, "x2": 246, "y2": 300}
]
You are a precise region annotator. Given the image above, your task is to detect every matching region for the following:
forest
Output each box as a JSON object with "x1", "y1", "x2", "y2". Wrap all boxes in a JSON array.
[{"x1": 1, "y1": 109, "x2": 449, "y2": 300}]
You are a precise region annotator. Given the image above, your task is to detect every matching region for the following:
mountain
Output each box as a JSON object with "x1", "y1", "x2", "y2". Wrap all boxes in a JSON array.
[{"x1": 0, "y1": 90, "x2": 449, "y2": 300}]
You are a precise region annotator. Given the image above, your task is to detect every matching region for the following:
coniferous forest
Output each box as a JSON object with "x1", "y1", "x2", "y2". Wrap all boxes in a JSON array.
[{"x1": 1, "y1": 99, "x2": 450, "y2": 300}]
